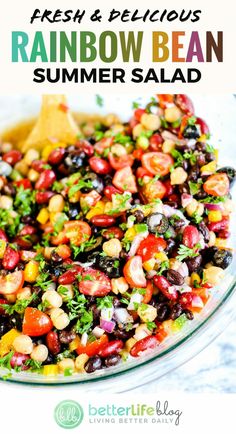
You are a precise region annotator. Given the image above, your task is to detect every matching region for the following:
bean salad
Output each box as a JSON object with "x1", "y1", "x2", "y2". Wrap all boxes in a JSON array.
[{"x1": 0, "y1": 94, "x2": 234, "y2": 377}]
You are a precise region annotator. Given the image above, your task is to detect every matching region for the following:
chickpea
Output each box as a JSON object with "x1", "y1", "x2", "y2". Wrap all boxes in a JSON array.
[
  {"x1": 31, "y1": 344, "x2": 48, "y2": 363},
  {"x1": 141, "y1": 113, "x2": 161, "y2": 131},
  {"x1": 17, "y1": 286, "x2": 32, "y2": 301},
  {"x1": 111, "y1": 277, "x2": 129, "y2": 295},
  {"x1": 104, "y1": 113, "x2": 120, "y2": 127},
  {"x1": 24, "y1": 149, "x2": 40, "y2": 165},
  {"x1": 208, "y1": 231, "x2": 216, "y2": 247},
  {"x1": 170, "y1": 167, "x2": 188, "y2": 185},
  {"x1": 42, "y1": 291, "x2": 63, "y2": 308},
  {"x1": 186, "y1": 199, "x2": 198, "y2": 216},
  {"x1": 111, "y1": 144, "x2": 127, "y2": 157},
  {"x1": 28, "y1": 169, "x2": 39, "y2": 182},
  {"x1": 162, "y1": 140, "x2": 175, "y2": 154},
  {"x1": 48, "y1": 194, "x2": 65, "y2": 213},
  {"x1": 13, "y1": 335, "x2": 33, "y2": 355},
  {"x1": 203, "y1": 266, "x2": 224, "y2": 286},
  {"x1": 51, "y1": 309, "x2": 70, "y2": 330},
  {"x1": 103, "y1": 238, "x2": 122, "y2": 257},
  {"x1": 164, "y1": 106, "x2": 181, "y2": 123},
  {"x1": 195, "y1": 202, "x2": 205, "y2": 216},
  {"x1": 58, "y1": 358, "x2": 75, "y2": 374},
  {"x1": 138, "y1": 305, "x2": 157, "y2": 322},
  {"x1": 75, "y1": 354, "x2": 89, "y2": 373},
  {"x1": 0, "y1": 195, "x2": 13, "y2": 210},
  {"x1": 132, "y1": 123, "x2": 146, "y2": 139},
  {"x1": 14, "y1": 160, "x2": 29, "y2": 176}
]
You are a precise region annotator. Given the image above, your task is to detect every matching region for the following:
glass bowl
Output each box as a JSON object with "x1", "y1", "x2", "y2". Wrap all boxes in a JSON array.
[{"x1": 0, "y1": 94, "x2": 235, "y2": 392}]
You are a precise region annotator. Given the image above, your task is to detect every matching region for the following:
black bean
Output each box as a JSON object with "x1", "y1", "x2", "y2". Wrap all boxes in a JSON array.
[
  {"x1": 112, "y1": 328, "x2": 133, "y2": 340},
  {"x1": 188, "y1": 165, "x2": 199, "y2": 182},
  {"x1": 164, "y1": 201, "x2": 178, "y2": 209},
  {"x1": 196, "y1": 154, "x2": 206, "y2": 167},
  {"x1": 68, "y1": 204, "x2": 80, "y2": 220},
  {"x1": 184, "y1": 309, "x2": 194, "y2": 320},
  {"x1": 183, "y1": 125, "x2": 200, "y2": 139},
  {"x1": 85, "y1": 356, "x2": 102, "y2": 373},
  {"x1": 90, "y1": 304, "x2": 101, "y2": 321},
  {"x1": 170, "y1": 303, "x2": 183, "y2": 320},
  {"x1": 97, "y1": 256, "x2": 121, "y2": 278},
  {"x1": 178, "y1": 183, "x2": 190, "y2": 195},
  {"x1": 21, "y1": 215, "x2": 35, "y2": 225},
  {"x1": 171, "y1": 218, "x2": 185, "y2": 230},
  {"x1": 166, "y1": 270, "x2": 184, "y2": 286},
  {"x1": 113, "y1": 297, "x2": 122, "y2": 308},
  {"x1": 195, "y1": 189, "x2": 207, "y2": 200},
  {"x1": 104, "y1": 354, "x2": 121, "y2": 367},
  {"x1": 185, "y1": 254, "x2": 202, "y2": 273},
  {"x1": 196, "y1": 142, "x2": 206, "y2": 152},
  {"x1": 59, "y1": 330, "x2": 77, "y2": 344},
  {"x1": 156, "y1": 303, "x2": 170, "y2": 322},
  {"x1": 0, "y1": 318, "x2": 12, "y2": 338},
  {"x1": 205, "y1": 152, "x2": 215, "y2": 162},
  {"x1": 212, "y1": 249, "x2": 233, "y2": 270},
  {"x1": 147, "y1": 213, "x2": 169, "y2": 234},
  {"x1": 198, "y1": 222, "x2": 210, "y2": 243},
  {"x1": 51, "y1": 252, "x2": 63, "y2": 264},
  {"x1": 201, "y1": 247, "x2": 217, "y2": 263},
  {"x1": 134, "y1": 209, "x2": 145, "y2": 223},
  {"x1": 64, "y1": 151, "x2": 87, "y2": 172},
  {"x1": 165, "y1": 239, "x2": 175, "y2": 254},
  {"x1": 103, "y1": 174, "x2": 113, "y2": 186},
  {"x1": 82, "y1": 173, "x2": 104, "y2": 194},
  {"x1": 43, "y1": 353, "x2": 55, "y2": 365}
]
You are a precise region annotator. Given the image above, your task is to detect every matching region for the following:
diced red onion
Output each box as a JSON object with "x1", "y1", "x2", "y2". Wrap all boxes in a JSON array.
[
  {"x1": 161, "y1": 131, "x2": 187, "y2": 147},
  {"x1": 129, "y1": 234, "x2": 146, "y2": 257},
  {"x1": 128, "y1": 293, "x2": 143, "y2": 310},
  {"x1": 204, "y1": 203, "x2": 223, "y2": 211},
  {"x1": 114, "y1": 308, "x2": 133, "y2": 324},
  {"x1": 92, "y1": 326, "x2": 105, "y2": 338},
  {"x1": 191, "y1": 295, "x2": 204, "y2": 308},
  {"x1": 100, "y1": 307, "x2": 114, "y2": 321},
  {"x1": 181, "y1": 193, "x2": 193, "y2": 208},
  {"x1": 178, "y1": 284, "x2": 192, "y2": 293},
  {"x1": 177, "y1": 262, "x2": 189, "y2": 277},
  {"x1": 100, "y1": 319, "x2": 116, "y2": 333},
  {"x1": 81, "y1": 332, "x2": 88, "y2": 346}
]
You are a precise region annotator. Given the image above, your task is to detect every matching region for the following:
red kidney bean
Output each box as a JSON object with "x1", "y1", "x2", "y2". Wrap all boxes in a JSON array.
[
  {"x1": 130, "y1": 335, "x2": 159, "y2": 357},
  {"x1": 58, "y1": 266, "x2": 82, "y2": 285},
  {"x1": 10, "y1": 353, "x2": 30, "y2": 370},
  {"x1": 91, "y1": 214, "x2": 116, "y2": 227},
  {"x1": 3, "y1": 150, "x2": 22, "y2": 166},
  {"x1": 2, "y1": 246, "x2": 20, "y2": 270},
  {"x1": 75, "y1": 140, "x2": 94, "y2": 157},
  {"x1": 153, "y1": 275, "x2": 178, "y2": 301},
  {"x1": 0, "y1": 299, "x2": 8, "y2": 315},
  {"x1": 46, "y1": 331, "x2": 61, "y2": 355},
  {"x1": 35, "y1": 191, "x2": 54, "y2": 204},
  {"x1": 182, "y1": 225, "x2": 200, "y2": 249},
  {"x1": 0, "y1": 229, "x2": 8, "y2": 242},
  {"x1": 179, "y1": 293, "x2": 193, "y2": 307},
  {"x1": 218, "y1": 230, "x2": 230, "y2": 239},
  {"x1": 175, "y1": 94, "x2": 195, "y2": 116},
  {"x1": 149, "y1": 133, "x2": 164, "y2": 152},
  {"x1": 89, "y1": 157, "x2": 112, "y2": 175},
  {"x1": 14, "y1": 236, "x2": 32, "y2": 249},
  {"x1": 102, "y1": 227, "x2": 124, "y2": 240},
  {"x1": 35, "y1": 170, "x2": 56, "y2": 190},
  {"x1": 48, "y1": 147, "x2": 65, "y2": 165},
  {"x1": 196, "y1": 117, "x2": 209, "y2": 135},
  {"x1": 208, "y1": 217, "x2": 229, "y2": 233},
  {"x1": 168, "y1": 193, "x2": 179, "y2": 203},
  {"x1": 103, "y1": 185, "x2": 122, "y2": 201},
  {"x1": 163, "y1": 180, "x2": 174, "y2": 197},
  {"x1": 98, "y1": 340, "x2": 124, "y2": 357},
  {"x1": 19, "y1": 225, "x2": 37, "y2": 236},
  {"x1": 31, "y1": 160, "x2": 46, "y2": 173}
]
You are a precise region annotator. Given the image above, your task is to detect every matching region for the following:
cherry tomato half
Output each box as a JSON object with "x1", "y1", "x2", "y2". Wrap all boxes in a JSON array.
[
  {"x1": 142, "y1": 179, "x2": 166, "y2": 201},
  {"x1": 123, "y1": 256, "x2": 147, "y2": 288},
  {"x1": 76, "y1": 334, "x2": 109, "y2": 357},
  {"x1": 141, "y1": 152, "x2": 174, "y2": 176},
  {"x1": 108, "y1": 153, "x2": 134, "y2": 170},
  {"x1": 0, "y1": 270, "x2": 24, "y2": 295},
  {"x1": 203, "y1": 173, "x2": 229, "y2": 197},
  {"x1": 22, "y1": 307, "x2": 53, "y2": 337},
  {"x1": 137, "y1": 235, "x2": 167, "y2": 262},
  {"x1": 113, "y1": 166, "x2": 137, "y2": 193},
  {"x1": 64, "y1": 221, "x2": 92, "y2": 246},
  {"x1": 79, "y1": 268, "x2": 111, "y2": 297}
]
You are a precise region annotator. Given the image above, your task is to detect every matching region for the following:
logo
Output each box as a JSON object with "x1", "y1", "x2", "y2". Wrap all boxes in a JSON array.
[{"x1": 54, "y1": 400, "x2": 84, "y2": 429}]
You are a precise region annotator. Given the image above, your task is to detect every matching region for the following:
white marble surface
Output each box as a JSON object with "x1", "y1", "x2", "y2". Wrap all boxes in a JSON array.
[{"x1": 139, "y1": 317, "x2": 236, "y2": 393}]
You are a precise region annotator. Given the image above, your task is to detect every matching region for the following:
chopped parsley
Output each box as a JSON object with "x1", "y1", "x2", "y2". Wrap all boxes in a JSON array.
[
  {"x1": 96, "y1": 296, "x2": 114, "y2": 310},
  {"x1": 176, "y1": 244, "x2": 200, "y2": 262},
  {"x1": 0, "y1": 351, "x2": 14, "y2": 371},
  {"x1": 188, "y1": 180, "x2": 202, "y2": 196},
  {"x1": 95, "y1": 94, "x2": 104, "y2": 107},
  {"x1": 52, "y1": 181, "x2": 64, "y2": 192},
  {"x1": 146, "y1": 321, "x2": 157, "y2": 331},
  {"x1": 0, "y1": 209, "x2": 20, "y2": 237},
  {"x1": 0, "y1": 294, "x2": 37, "y2": 315},
  {"x1": 14, "y1": 186, "x2": 36, "y2": 216},
  {"x1": 68, "y1": 179, "x2": 93, "y2": 198},
  {"x1": 70, "y1": 236, "x2": 97, "y2": 257},
  {"x1": 132, "y1": 101, "x2": 140, "y2": 109}
]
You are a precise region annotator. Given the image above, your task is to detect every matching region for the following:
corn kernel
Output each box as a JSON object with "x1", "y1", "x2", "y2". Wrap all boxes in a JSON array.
[
  {"x1": 24, "y1": 261, "x2": 39, "y2": 283},
  {"x1": 125, "y1": 338, "x2": 137, "y2": 352},
  {"x1": 132, "y1": 123, "x2": 146, "y2": 139},
  {"x1": 155, "y1": 252, "x2": 168, "y2": 263},
  {"x1": 0, "y1": 240, "x2": 7, "y2": 259},
  {"x1": 28, "y1": 168, "x2": 39, "y2": 182},
  {"x1": 86, "y1": 201, "x2": 105, "y2": 219},
  {"x1": 124, "y1": 227, "x2": 136, "y2": 241},
  {"x1": 69, "y1": 337, "x2": 80, "y2": 352},
  {"x1": 208, "y1": 210, "x2": 222, "y2": 223},
  {"x1": 191, "y1": 272, "x2": 201, "y2": 286},
  {"x1": 37, "y1": 208, "x2": 49, "y2": 224},
  {"x1": 143, "y1": 258, "x2": 156, "y2": 272},
  {"x1": 75, "y1": 354, "x2": 89, "y2": 372},
  {"x1": 43, "y1": 365, "x2": 59, "y2": 376},
  {"x1": 214, "y1": 238, "x2": 228, "y2": 248}
]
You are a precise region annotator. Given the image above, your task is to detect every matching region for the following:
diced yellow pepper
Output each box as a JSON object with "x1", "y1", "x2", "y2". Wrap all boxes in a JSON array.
[
  {"x1": 200, "y1": 161, "x2": 217, "y2": 174},
  {"x1": 0, "y1": 329, "x2": 21, "y2": 357},
  {"x1": 208, "y1": 210, "x2": 222, "y2": 223},
  {"x1": 214, "y1": 239, "x2": 228, "y2": 248},
  {"x1": 198, "y1": 134, "x2": 207, "y2": 143},
  {"x1": 75, "y1": 354, "x2": 89, "y2": 373},
  {"x1": 24, "y1": 261, "x2": 39, "y2": 283},
  {"x1": 125, "y1": 338, "x2": 137, "y2": 352},
  {"x1": 37, "y1": 208, "x2": 49, "y2": 224},
  {"x1": 69, "y1": 336, "x2": 80, "y2": 352},
  {"x1": 191, "y1": 272, "x2": 201, "y2": 286},
  {"x1": 0, "y1": 240, "x2": 7, "y2": 259},
  {"x1": 143, "y1": 258, "x2": 156, "y2": 272},
  {"x1": 49, "y1": 211, "x2": 63, "y2": 225},
  {"x1": 42, "y1": 142, "x2": 66, "y2": 160},
  {"x1": 86, "y1": 201, "x2": 105, "y2": 220},
  {"x1": 155, "y1": 252, "x2": 168, "y2": 262},
  {"x1": 43, "y1": 365, "x2": 59, "y2": 376},
  {"x1": 124, "y1": 227, "x2": 136, "y2": 241},
  {"x1": 214, "y1": 149, "x2": 219, "y2": 162}
]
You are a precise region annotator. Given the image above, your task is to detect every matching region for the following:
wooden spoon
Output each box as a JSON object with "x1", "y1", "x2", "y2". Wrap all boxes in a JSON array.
[{"x1": 22, "y1": 95, "x2": 80, "y2": 152}]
